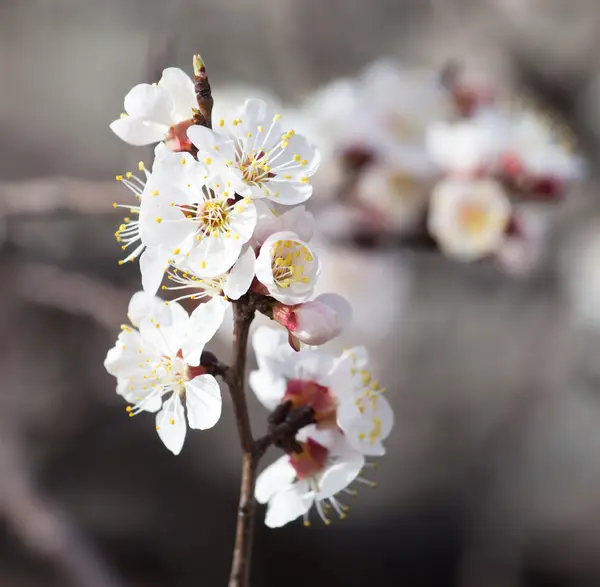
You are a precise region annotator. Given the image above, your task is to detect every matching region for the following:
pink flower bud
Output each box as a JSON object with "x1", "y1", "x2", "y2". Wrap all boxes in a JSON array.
[{"x1": 273, "y1": 294, "x2": 352, "y2": 346}]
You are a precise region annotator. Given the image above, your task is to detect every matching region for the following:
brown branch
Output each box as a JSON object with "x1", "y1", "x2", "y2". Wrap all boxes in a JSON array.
[
  {"x1": 192, "y1": 54, "x2": 214, "y2": 129},
  {"x1": 227, "y1": 298, "x2": 258, "y2": 587}
]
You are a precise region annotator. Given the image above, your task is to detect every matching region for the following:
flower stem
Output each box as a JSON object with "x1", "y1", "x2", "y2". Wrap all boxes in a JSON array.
[{"x1": 227, "y1": 298, "x2": 257, "y2": 587}]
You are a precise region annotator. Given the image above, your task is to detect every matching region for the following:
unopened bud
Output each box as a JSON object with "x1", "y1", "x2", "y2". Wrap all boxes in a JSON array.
[
  {"x1": 193, "y1": 54, "x2": 205, "y2": 77},
  {"x1": 273, "y1": 293, "x2": 352, "y2": 346}
]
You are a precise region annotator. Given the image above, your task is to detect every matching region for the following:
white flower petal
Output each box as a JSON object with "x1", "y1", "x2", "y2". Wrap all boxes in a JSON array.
[
  {"x1": 124, "y1": 83, "x2": 174, "y2": 126},
  {"x1": 249, "y1": 370, "x2": 286, "y2": 411},
  {"x1": 187, "y1": 125, "x2": 236, "y2": 161},
  {"x1": 139, "y1": 247, "x2": 171, "y2": 295},
  {"x1": 428, "y1": 179, "x2": 511, "y2": 262},
  {"x1": 228, "y1": 200, "x2": 258, "y2": 242},
  {"x1": 255, "y1": 455, "x2": 296, "y2": 504},
  {"x1": 252, "y1": 200, "x2": 281, "y2": 245},
  {"x1": 343, "y1": 346, "x2": 369, "y2": 369},
  {"x1": 188, "y1": 235, "x2": 242, "y2": 277},
  {"x1": 182, "y1": 296, "x2": 229, "y2": 365},
  {"x1": 104, "y1": 334, "x2": 142, "y2": 376},
  {"x1": 295, "y1": 424, "x2": 338, "y2": 449},
  {"x1": 254, "y1": 244, "x2": 276, "y2": 288},
  {"x1": 110, "y1": 117, "x2": 168, "y2": 146},
  {"x1": 264, "y1": 484, "x2": 313, "y2": 528},
  {"x1": 426, "y1": 119, "x2": 502, "y2": 173},
  {"x1": 223, "y1": 248, "x2": 255, "y2": 300},
  {"x1": 292, "y1": 293, "x2": 352, "y2": 345},
  {"x1": 251, "y1": 326, "x2": 292, "y2": 375},
  {"x1": 267, "y1": 181, "x2": 312, "y2": 206},
  {"x1": 139, "y1": 197, "x2": 197, "y2": 249},
  {"x1": 255, "y1": 230, "x2": 319, "y2": 303},
  {"x1": 280, "y1": 206, "x2": 315, "y2": 242},
  {"x1": 316, "y1": 452, "x2": 365, "y2": 499},
  {"x1": 158, "y1": 67, "x2": 196, "y2": 120},
  {"x1": 339, "y1": 394, "x2": 394, "y2": 456},
  {"x1": 154, "y1": 141, "x2": 173, "y2": 162},
  {"x1": 185, "y1": 375, "x2": 222, "y2": 430},
  {"x1": 139, "y1": 300, "x2": 189, "y2": 357},
  {"x1": 240, "y1": 98, "x2": 271, "y2": 123},
  {"x1": 125, "y1": 389, "x2": 163, "y2": 413},
  {"x1": 127, "y1": 291, "x2": 161, "y2": 327},
  {"x1": 291, "y1": 349, "x2": 335, "y2": 382},
  {"x1": 156, "y1": 394, "x2": 187, "y2": 455}
]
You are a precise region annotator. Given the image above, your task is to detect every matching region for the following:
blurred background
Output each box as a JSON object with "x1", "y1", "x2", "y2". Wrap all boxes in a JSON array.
[{"x1": 3, "y1": 0, "x2": 600, "y2": 585}]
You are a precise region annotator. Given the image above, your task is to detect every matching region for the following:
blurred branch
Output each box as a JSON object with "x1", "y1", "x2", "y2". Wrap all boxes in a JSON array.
[
  {"x1": 1, "y1": 178, "x2": 120, "y2": 217},
  {"x1": 0, "y1": 438, "x2": 129, "y2": 587},
  {"x1": 15, "y1": 261, "x2": 130, "y2": 331}
]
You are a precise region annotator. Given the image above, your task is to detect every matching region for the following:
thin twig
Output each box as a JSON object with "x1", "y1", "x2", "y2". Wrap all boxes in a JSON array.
[{"x1": 227, "y1": 298, "x2": 258, "y2": 587}]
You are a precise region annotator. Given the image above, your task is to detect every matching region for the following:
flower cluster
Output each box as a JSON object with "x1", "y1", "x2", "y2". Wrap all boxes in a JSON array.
[
  {"x1": 251, "y1": 327, "x2": 393, "y2": 527},
  {"x1": 289, "y1": 59, "x2": 583, "y2": 274},
  {"x1": 426, "y1": 99, "x2": 582, "y2": 272},
  {"x1": 104, "y1": 56, "x2": 391, "y2": 529}
]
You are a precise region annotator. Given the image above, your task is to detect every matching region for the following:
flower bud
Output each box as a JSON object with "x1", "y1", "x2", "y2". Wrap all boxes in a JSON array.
[
  {"x1": 193, "y1": 54, "x2": 205, "y2": 77},
  {"x1": 273, "y1": 293, "x2": 352, "y2": 346}
]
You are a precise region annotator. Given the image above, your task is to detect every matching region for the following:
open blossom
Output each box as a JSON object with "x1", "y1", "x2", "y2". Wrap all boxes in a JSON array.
[
  {"x1": 255, "y1": 231, "x2": 321, "y2": 305},
  {"x1": 297, "y1": 77, "x2": 364, "y2": 168},
  {"x1": 250, "y1": 327, "x2": 393, "y2": 456},
  {"x1": 426, "y1": 112, "x2": 507, "y2": 175},
  {"x1": 354, "y1": 161, "x2": 433, "y2": 234},
  {"x1": 112, "y1": 148, "x2": 184, "y2": 294},
  {"x1": 299, "y1": 60, "x2": 451, "y2": 175},
  {"x1": 361, "y1": 60, "x2": 452, "y2": 164},
  {"x1": 500, "y1": 110, "x2": 582, "y2": 183},
  {"x1": 138, "y1": 151, "x2": 257, "y2": 289},
  {"x1": 187, "y1": 98, "x2": 321, "y2": 205},
  {"x1": 161, "y1": 246, "x2": 256, "y2": 304},
  {"x1": 428, "y1": 178, "x2": 511, "y2": 262},
  {"x1": 272, "y1": 293, "x2": 353, "y2": 347},
  {"x1": 104, "y1": 292, "x2": 228, "y2": 454},
  {"x1": 255, "y1": 426, "x2": 369, "y2": 528},
  {"x1": 110, "y1": 67, "x2": 198, "y2": 148}
]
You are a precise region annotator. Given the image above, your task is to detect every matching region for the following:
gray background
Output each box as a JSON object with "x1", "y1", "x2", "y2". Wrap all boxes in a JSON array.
[{"x1": 2, "y1": 0, "x2": 600, "y2": 585}]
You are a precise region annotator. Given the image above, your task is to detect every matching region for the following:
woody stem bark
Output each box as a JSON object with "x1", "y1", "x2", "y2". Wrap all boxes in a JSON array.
[{"x1": 227, "y1": 298, "x2": 258, "y2": 587}]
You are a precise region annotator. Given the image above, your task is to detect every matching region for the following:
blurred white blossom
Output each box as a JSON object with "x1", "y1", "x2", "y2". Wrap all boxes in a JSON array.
[{"x1": 428, "y1": 178, "x2": 511, "y2": 261}]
